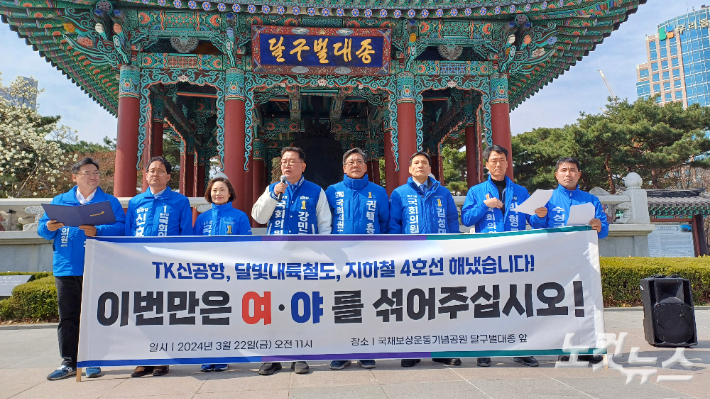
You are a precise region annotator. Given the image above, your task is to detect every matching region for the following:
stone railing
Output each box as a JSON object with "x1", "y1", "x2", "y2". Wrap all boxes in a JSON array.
[{"x1": 1, "y1": 197, "x2": 211, "y2": 232}]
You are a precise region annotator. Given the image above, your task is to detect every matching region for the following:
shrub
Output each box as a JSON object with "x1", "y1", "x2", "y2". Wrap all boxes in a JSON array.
[
  {"x1": 0, "y1": 276, "x2": 57, "y2": 322},
  {"x1": 600, "y1": 257, "x2": 710, "y2": 307}
]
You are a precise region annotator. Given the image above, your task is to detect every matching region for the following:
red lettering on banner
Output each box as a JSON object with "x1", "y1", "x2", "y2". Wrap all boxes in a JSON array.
[{"x1": 242, "y1": 291, "x2": 272, "y2": 325}]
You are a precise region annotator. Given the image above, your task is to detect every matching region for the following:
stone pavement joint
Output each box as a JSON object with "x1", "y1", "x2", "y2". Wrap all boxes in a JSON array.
[{"x1": 0, "y1": 308, "x2": 707, "y2": 399}]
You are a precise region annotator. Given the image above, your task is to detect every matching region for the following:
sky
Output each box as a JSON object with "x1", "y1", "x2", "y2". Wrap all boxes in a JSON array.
[{"x1": 0, "y1": 0, "x2": 706, "y2": 144}]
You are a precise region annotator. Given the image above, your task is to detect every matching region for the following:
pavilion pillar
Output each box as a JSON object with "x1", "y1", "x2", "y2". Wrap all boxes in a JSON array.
[
  {"x1": 490, "y1": 73, "x2": 513, "y2": 179},
  {"x1": 180, "y1": 143, "x2": 195, "y2": 197},
  {"x1": 430, "y1": 153, "x2": 439, "y2": 181},
  {"x1": 384, "y1": 129, "x2": 397, "y2": 195},
  {"x1": 140, "y1": 149, "x2": 150, "y2": 193},
  {"x1": 223, "y1": 68, "x2": 247, "y2": 212},
  {"x1": 465, "y1": 124, "x2": 480, "y2": 187},
  {"x1": 151, "y1": 92, "x2": 165, "y2": 158},
  {"x1": 114, "y1": 65, "x2": 141, "y2": 197},
  {"x1": 368, "y1": 159, "x2": 381, "y2": 185},
  {"x1": 142, "y1": 91, "x2": 166, "y2": 192},
  {"x1": 196, "y1": 153, "x2": 206, "y2": 198},
  {"x1": 365, "y1": 139, "x2": 381, "y2": 185},
  {"x1": 245, "y1": 146, "x2": 255, "y2": 225},
  {"x1": 252, "y1": 139, "x2": 266, "y2": 225},
  {"x1": 396, "y1": 73, "x2": 418, "y2": 186},
  {"x1": 431, "y1": 153, "x2": 444, "y2": 185}
]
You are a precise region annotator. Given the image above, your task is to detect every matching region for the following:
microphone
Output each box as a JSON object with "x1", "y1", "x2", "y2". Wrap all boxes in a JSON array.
[{"x1": 276, "y1": 175, "x2": 287, "y2": 201}]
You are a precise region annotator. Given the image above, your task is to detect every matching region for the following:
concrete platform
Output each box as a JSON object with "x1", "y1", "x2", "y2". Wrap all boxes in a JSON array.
[{"x1": 1, "y1": 308, "x2": 708, "y2": 399}]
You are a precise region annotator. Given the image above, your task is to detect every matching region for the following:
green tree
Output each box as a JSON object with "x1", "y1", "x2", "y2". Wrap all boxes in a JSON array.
[
  {"x1": 441, "y1": 144, "x2": 467, "y2": 195},
  {"x1": 513, "y1": 96, "x2": 710, "y2": 193}
]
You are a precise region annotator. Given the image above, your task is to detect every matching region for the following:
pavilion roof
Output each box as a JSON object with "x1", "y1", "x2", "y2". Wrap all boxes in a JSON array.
[
  {"x1": 647, "y1": 188, "x2": 710, "y2": 218},
  {"x1": 0, "y1": 0, "x2": 645, "y2": 116}
]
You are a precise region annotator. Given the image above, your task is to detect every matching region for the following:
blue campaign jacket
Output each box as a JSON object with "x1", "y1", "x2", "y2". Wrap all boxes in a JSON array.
[
  {"x1": 37, "y1": 186, "x2": 126, "y2": 276},
  {"x1": 194, "y1": 202, "x2": 252, "y2": 236},
  {"x1": 267, "y1": 177, "x2": 322, "y2": 235},
  {"x1": 461, "y1": 175, "x2": 531, "y2": 233},
  {"x1": 389, "y1": 177, "x2": 460, "y2": 234},
  {"x1": 125, "y1": 187, "x2": 193, "y2": 237},
  {"x1": 530, "y1": 184, "x2": 609, "y2": 239},
  {"x1": 325, "y1": 174, "x2": 389, "y2": 234}
]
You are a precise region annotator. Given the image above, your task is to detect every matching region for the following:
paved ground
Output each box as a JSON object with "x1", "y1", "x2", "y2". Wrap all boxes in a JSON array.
[{"x1": 1, "y1": 308, "x2": 708, "y2": 399}]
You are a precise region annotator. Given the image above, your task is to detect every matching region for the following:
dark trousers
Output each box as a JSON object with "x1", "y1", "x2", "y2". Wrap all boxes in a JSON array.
[{"x1": 55, "y1": 276, "x2": 83, "y2": 369}]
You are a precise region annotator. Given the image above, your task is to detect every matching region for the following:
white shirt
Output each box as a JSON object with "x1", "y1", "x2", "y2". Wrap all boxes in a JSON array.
[
  {"x1": 150, "y1": 187, "x2": 168, "y2": 198},
  {"x1": 413, "y1": 177, "x2": 430, "y2": 191},
  {"x1": 76, "y1": 188, "x2": 97, "y2": 205}
]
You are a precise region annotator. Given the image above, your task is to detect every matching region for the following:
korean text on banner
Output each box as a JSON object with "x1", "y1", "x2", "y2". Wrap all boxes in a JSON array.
[{"x1": 78, "y1": 227, "x2": 605, "y2": 367}]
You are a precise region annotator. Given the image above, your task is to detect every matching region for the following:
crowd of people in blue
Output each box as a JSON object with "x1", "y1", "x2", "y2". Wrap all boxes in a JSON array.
[{"x1": 39, "y1": 144, "x2": 608, "y2": 381}]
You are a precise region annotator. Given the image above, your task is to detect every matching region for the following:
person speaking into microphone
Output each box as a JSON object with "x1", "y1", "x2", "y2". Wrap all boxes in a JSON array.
[{"x1": 251, "y1": 147, "x2": 332, "y2": 376}]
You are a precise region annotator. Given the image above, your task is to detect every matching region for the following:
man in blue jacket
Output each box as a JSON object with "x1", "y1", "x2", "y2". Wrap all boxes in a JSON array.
[
  {"x1": 325, "y1": 147, "x2": 388, "y2": 370},
  {"x1": 461, "y1": 145, "x2": 546, "y2": 368},
  {"x1": 389, "y1": 152, "x2": 460, "y2": 235},
  {"x1": 530, "y1": 157, "x2": 608, "y2": 365},
  {"x1": 38, "y1": 157, "x2": 126, "y2": 381},
  {"x1": 530, "y1": 157, "x2": 608, "y2": 239},
  {"x1": 389, "y1": 151, "x2": 461, "y2": 368},
  {"x1": 252, "y1": 146, "x2": 331, "y2": 375},
  {"x1": 126, "y1": 156, "x2": 193, "y2": 377}
]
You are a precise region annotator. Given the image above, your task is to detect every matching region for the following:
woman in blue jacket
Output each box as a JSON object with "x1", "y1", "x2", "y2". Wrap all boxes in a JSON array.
[{"x1": 194, "y1": 177, "x2": 251, "y2": 372}]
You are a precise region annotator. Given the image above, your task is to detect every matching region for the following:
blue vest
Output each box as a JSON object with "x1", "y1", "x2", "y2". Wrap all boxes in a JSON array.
[
  {"x1": 461, "y1": 176, "x2": 531, "y2": 233},
  {"x1": 267, "y1": 177, "x2": 322, "y2": 235},
  {"x1": 326, "y1": 174, "x2": 389, "y2": 234},
  {"x1": 389, "y1": 177, "x2": 460, "y2": 234},
  {"x1": 126, "y1": 187, "x2": 193, "y2": 237},
  {"x1": 194, "y1": 202, "x2": 252, "y2": 236},
  {"x1": 37, "y1": 186, "x2": 126, "y2": 276}
]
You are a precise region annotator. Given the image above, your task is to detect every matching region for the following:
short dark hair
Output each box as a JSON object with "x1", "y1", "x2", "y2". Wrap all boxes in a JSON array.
[
  {"x1": 281, "y1": 146, "x2": 306, "y2": 162},
  {"x1": 146, "y1": 156, "x2": 172, "y2": 175},
  {"x1": 409, "y1": 151, "x2": 431, "y2": 166},
  {"x1": 555, "y1": 157, "x2": 581, "y2": 172},
  {"x1": 71, "y1": 157, "x2": 100, "y2": 174},
  {"x1": 343, "y1": 148, "x2": 367, "y2": 165},
  {"x1": 71, "y1": 157, "x2": 99, "y2": 174},
  {"x1": 205, "y1": 177, "x2": 237, "y2": 203},
  {"x1": 482, "y1": 145, "x2": 508, "y2": 162}
]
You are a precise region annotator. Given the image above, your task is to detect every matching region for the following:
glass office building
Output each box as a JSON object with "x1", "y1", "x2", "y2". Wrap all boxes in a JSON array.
[{"x1": 637, "y1": 7, "x2": 710, "y2": 107}]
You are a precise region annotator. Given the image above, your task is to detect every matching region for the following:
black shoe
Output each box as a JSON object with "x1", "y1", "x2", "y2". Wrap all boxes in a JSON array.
[
  {"x1": 152, "y1": 365, "x2": 169, "y2": 376},
  {"x1": 579, "y1": 355, "x2": 604, "y2": 364},
  {"x1": 259, "y1": 362, "x2": 282, "y2": 375},
  {"x1": 131, "y1": 366, "x2": 154, "y2": 378},
  {"x1": 291, "y1": 361, "x2": 310, "y2": 374},
  {"x1": 513, "y1": 357, "x2": 539, "y2": 367},
  {"x1": 558, "y1": 355, "x2": 603, "y2": 364},
  {"x1": 400, "y1": 359, "x2": 421, "y2": 367},
  {"x1": 432, "y1": 358, "x2": 462, "y2": 366},
  {"x1": 477, "y1": 358, "x2": 491, "y2": 367}
]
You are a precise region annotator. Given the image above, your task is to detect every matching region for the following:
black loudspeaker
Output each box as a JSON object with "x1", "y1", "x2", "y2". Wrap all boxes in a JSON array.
[{"x1": 640, "y1": 276, "x2": 697, "y2": 347}]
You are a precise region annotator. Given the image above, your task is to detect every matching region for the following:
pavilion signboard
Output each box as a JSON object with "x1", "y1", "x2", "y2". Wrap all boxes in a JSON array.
[{"x1": 251, "y1": 25, "x2": 391, "y2": 76}]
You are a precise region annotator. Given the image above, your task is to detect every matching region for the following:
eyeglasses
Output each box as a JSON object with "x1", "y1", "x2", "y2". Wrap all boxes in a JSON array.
[
  {"x1": 345, "y1": 160, "x2": 366, "y2": 166},
  {"x1": 147, "y1": 169, "x2": 167, "y2": 175},
  {"x1": 76, "y1": 171, "x2": 100, "y2": 177},
  {"x1": 280, "y1": 160, "x2": 302, "y2": 166}
]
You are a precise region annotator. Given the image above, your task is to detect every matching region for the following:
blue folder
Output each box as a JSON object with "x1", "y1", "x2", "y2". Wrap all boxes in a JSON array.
[{"x1": 41, "y1": 201, "x2": 117, "y2": 227}]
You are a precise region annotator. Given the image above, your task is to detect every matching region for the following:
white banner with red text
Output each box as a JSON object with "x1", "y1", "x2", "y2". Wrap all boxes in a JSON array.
[{"x1": 78, "y1": 226, "x2": 606, "y2": 367}]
